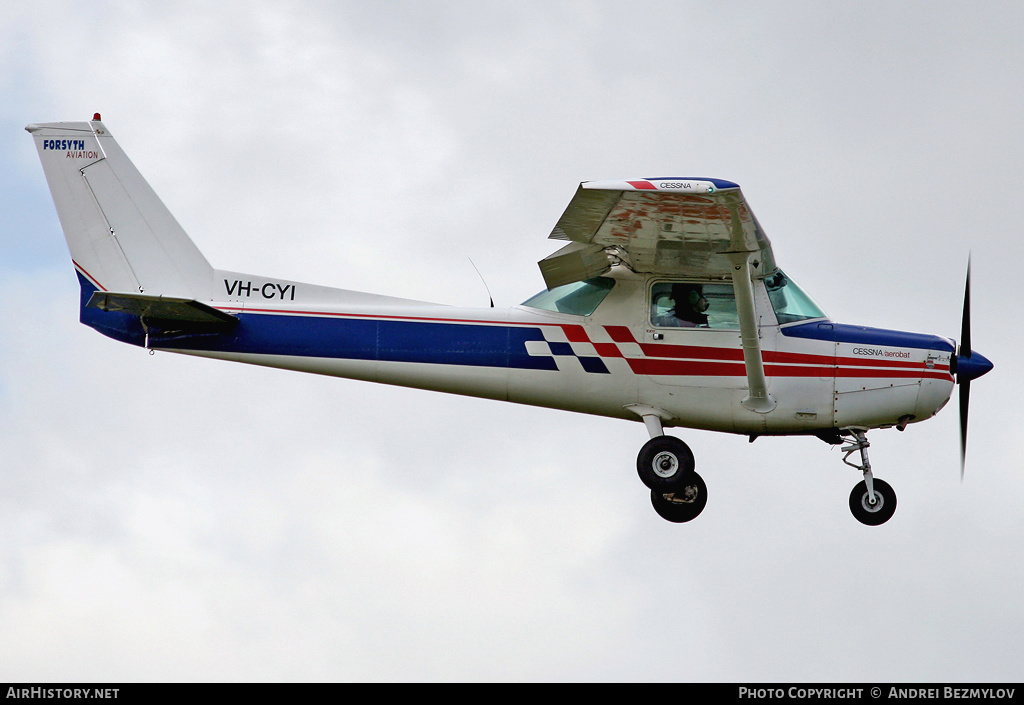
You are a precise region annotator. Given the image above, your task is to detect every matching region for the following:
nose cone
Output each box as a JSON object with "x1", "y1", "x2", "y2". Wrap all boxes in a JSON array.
[{"x1": 956, "y1": 350, "x2": 994, "y2": 384}]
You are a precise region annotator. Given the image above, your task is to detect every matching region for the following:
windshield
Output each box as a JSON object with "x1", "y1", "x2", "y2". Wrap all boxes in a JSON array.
[
  {"x1": 765, "y1": 270, "x2": 828, "y2": 324},
  {"x1": 521, "y1": 277, "x2": 615, "y2": 316}
]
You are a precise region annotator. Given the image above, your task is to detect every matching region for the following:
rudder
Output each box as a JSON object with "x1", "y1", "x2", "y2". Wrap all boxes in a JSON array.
[{"x1": 26, "y1": 116, "x2": 214, "y2": 300}]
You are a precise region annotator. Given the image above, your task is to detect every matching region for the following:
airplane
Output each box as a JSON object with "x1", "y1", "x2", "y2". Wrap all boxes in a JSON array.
[{"x1": 26, "y1": 115, "x2": 993, "y2": 526}]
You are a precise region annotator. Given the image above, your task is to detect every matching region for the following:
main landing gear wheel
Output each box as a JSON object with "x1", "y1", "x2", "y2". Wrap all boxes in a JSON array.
[
  {"x1": 849, "y1": 478, "x2": 897, "y2": 526},
  {"x1": 637, "y1": 436, "x2": 695, "y2": 493},
  {"x1": 650, "y1": 472, "x2": 707, "y2": 523}
]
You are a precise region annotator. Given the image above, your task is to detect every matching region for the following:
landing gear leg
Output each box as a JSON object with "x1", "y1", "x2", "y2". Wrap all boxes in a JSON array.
[
  {"x1": 842, "y1": 429, "x2": 876, "y2": 501},
  {"x1": 842, "y1": 429, "x2": 897, "y2": 525}
]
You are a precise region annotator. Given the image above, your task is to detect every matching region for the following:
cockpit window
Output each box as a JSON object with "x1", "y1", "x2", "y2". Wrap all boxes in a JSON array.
[
  {"x1": 521, "y1": 277, "x2": 615, "y2": 316},
  {"x1": 650, "y1": 282, "x2": 739, "y2": 329},
  {"x1": 765, "y1": 270, "x2": 828, "y2": 324}
]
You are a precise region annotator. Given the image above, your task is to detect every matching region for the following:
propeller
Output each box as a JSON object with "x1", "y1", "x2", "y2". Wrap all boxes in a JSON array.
[{"x1": 954, "y1": 257, "x2": 993, "y2": 479}]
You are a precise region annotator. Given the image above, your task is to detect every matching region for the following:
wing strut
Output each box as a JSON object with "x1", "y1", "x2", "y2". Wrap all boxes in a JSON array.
[{"x1": 729, "y1": 252, "x2": 776, "y2": 414}]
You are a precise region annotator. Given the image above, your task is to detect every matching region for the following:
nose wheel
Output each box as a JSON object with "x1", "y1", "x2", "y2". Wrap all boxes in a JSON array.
[
  {"x1": 849, "y1": 478, "x2": 897, "y2": 526},
  {"x1": 841, "y1": 429, "x2": 898, "y2": 526}
]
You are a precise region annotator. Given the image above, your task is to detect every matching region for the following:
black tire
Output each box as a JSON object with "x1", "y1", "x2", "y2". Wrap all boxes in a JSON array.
[
  {"x1": 637, "y1": 436, "x2": 695, "y2": 492},
  {"x1": 849, "y1": 478, "x2": 897, "y2": 526},
  {"x1": 650, "y1": 472, "x2": 707, "y2": 523}
]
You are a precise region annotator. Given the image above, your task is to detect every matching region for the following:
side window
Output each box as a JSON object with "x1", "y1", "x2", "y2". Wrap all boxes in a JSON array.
[
  {"x1": 650, "y1": 282, "x2": 739, "y2": 329},
  {"x1": 521, "y1": 277, "x2": 615, "y2": 316}
]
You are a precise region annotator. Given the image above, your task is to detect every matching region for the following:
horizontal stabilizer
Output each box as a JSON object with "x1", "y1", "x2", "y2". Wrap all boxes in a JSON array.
[{"x1": 87, "y1": 292, "x2": 237, "y2": 334}]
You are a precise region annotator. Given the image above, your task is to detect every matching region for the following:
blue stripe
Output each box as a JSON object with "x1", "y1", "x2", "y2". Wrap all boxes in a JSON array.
[
  {"x1": 214, "y1": 313, "x2": 558, "y2": 370},
  {"x1": 76, "y1": 274, "x2": 559, "y2": 371},
  {"x1": 578, "y1": 357, "x2": 610, "y2": 374},
  {"x1": 782, "y1": 321, "x2": 954, "y2": 352}
]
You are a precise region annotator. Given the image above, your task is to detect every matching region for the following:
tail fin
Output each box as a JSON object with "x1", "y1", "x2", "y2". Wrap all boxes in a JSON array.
[{"x1": 26, "y1": 116, "x2": 213, "y2": 299}]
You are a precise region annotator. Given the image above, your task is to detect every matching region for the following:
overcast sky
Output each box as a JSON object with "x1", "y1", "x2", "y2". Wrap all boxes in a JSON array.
[{"x1": 2, "y1": 1, "x2": 1022, "y2": 682}]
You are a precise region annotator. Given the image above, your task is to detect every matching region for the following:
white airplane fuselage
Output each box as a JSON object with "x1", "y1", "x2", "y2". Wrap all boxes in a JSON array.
[{"x1": 76, "y1": 262, "x2": 956, "y2": 437}]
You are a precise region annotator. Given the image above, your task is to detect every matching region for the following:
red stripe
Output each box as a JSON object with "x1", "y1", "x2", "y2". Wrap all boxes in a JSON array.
[
  {"x1": 593, "y1": 342, "x2": 624, "y2": 358},
  {"x1": 560, "y1": 324, "x2": 591, "y2": 343},
  {"x1": 73, "y1": 260, "x2": 107, "y2": 291},
  {"x1": 626, "y1": 180, "x2": 657, "y2": 190},
  {"x1": 639, "y1": 342, "x2": 745, "y2": 361},
  {"x1": 627, "y1": 358, "x2": 951, "y2": 381},
  {"x1": 219, "y1": 306, "x2": 572, "y2": 328},
  {"x1": 604, "y1": 325, "x2": 636, "y2": 343},
  {"x1": 833, "y1": 368, "x2": 952, "y2": 381},
  {"x1": 602, "y1": 324, "x2": 948, "y2": 372}
]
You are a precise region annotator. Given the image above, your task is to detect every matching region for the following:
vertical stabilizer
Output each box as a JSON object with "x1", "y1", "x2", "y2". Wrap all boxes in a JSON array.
[{"x1": 26, "y1": 117, "x2": 213, "y2": 299}]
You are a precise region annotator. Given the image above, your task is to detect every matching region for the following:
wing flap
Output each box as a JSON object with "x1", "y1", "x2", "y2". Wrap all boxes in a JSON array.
[{"x1": 538, "y1": 242, "x2": 611, "y2": 290}]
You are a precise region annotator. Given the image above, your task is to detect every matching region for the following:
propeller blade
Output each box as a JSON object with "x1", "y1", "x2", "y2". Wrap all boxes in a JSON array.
[
  {"x1": 960, "y1": 258, "x2": 970, "y2": 480},
  {"x1": 959, "y1": 379, "x2": 970, "y2": 481},
  {"x1": 960, "y1": 256, "x2": 971, "y2": 361}
]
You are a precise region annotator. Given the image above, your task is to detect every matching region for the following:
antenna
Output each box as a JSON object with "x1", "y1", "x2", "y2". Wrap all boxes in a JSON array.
[{"x1": 468, "y1": 258, "x2": 494, "y2": 308}]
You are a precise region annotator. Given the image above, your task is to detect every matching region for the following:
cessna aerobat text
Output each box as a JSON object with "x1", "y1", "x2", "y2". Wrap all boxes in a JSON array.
[{"x1": 27, "y1": 116, "x2": 993, "y2": 525}]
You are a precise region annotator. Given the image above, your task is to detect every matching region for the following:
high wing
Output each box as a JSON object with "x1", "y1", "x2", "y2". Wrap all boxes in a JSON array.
[
  {"x1": 539, "y1": 178, "x2": 776, "y2": 290},
  {"x1": 539, "y1": 177, "x2": 778, "y2": 413}
]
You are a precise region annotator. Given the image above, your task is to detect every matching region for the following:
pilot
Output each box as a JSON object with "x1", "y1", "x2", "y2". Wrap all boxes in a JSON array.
[{"x1": 651, "y1": 284, "x2": 709, "y2": 327}]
